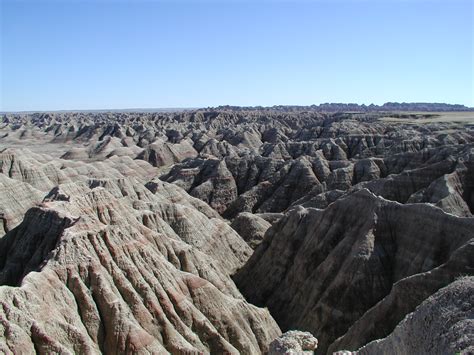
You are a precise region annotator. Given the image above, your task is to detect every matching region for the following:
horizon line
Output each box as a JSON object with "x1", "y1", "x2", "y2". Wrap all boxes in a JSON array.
[{"x1": 1, "y1": 101, "x2": 474, "y2": 114}]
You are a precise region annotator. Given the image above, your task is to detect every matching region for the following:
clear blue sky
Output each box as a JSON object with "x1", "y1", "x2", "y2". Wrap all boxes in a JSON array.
[{"x1": 1, "y1": 0, "x2": 473, "y2": 111}]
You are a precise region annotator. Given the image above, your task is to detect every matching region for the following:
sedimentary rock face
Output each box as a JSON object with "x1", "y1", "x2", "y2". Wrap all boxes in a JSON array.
[
  {"x1": 0, "y1": 109, "x2": 473, "y2": 354},
  {"x1": 235, "y1": 189, "x2": 474, "y2": 353},
  {"x1": 356, "y1": 276, "x2": 474, "y2": 355},
  {"x1": 0, "y1": 149, "x2": 280, "y2": 353}
]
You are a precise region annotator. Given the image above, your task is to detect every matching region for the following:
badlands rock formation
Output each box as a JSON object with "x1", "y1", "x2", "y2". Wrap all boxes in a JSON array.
[
  {"x1": 356, "y1": 276, "x2": 474, "y2": 354},
  {"x1": 235, "y1": 189, "x2": 474, "y2": 353},
  {"x1": 0, "y1": 108, "x2": 473, "y2": 354},
  {"x1": 0, "y1": 149, "x2": 280, "y2": 353},
  {"x1": 230, "y1": 212, "x2": 271, "y2": 249}
]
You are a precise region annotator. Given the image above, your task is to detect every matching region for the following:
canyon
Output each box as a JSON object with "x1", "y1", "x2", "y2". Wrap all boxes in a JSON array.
[{"x1": 0, "y1": 108, "x2": 473, "y2": 354}]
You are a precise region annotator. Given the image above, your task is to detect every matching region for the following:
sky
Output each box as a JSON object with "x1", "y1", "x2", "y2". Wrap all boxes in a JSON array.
[{"x1": 1, "y1": 0, "x2": 473, "y2": 111}]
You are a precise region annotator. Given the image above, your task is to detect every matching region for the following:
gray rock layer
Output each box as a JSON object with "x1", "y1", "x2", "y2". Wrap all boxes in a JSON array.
[
  {"x1": 234, "y1": 189, "x2": 474, "y2": 354},
  {"x1": 358, "y1": 277, "x2": 474, "y2": 354}
]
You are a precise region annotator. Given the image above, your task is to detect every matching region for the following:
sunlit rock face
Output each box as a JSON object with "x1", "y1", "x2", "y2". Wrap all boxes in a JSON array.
[{"x1": 0, "y1": 148, "x2": 280, "y2": 354}]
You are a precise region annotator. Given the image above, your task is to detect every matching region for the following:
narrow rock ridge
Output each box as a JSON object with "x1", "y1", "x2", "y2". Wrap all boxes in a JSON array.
[{"x1": 356, "y1": 276, "x2": 474, "y2": 354}]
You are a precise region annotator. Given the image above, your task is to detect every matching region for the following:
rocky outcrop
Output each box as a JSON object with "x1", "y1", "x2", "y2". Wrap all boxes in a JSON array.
[
  {"x1": 268, "y1": 331, "x2": 318, "y2": 355},
  {"x1": 407, "y1": 160, "x2": 474, "y2": 217},
  {"x1": 234, "y1": 189, "x2": 474, "y2": 354},
  {"x1": 356, "y1": 277, "x2": 474, "y2": 354},
  {"x1": 230, "y1": 212, "x2": 271, "y2": 249},
  {"x1": 0, "y1": 207, "x2": 74, "y2": 286},
  {"x1": 0, "y1": 174, "x2": 44, "y2": 234},
  {"x1": 161, "y1": 157, "x2": 238, "y2": 214},
  {"x1": 0, "y1": 150, "x2": 280, "y2": 353},
  {"x1": 136, "y1": 138, "x2": 197, "y2": 167},
  {"x1": 328, "y1": 238, "x2": 474, "y2": 353},
  {"x1": 2, "y1": 110, "x2": 473, "y2": 218},
  {"x1": 1, "y1": 109, "x2": 473, "y2": 354}
]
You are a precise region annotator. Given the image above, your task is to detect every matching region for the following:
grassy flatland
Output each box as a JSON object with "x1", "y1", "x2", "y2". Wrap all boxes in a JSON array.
[{"x1": 379, "y1": 111, "x2": 474, "y2": 124}]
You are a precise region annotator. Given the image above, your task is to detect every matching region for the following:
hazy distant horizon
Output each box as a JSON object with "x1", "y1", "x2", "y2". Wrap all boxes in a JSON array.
[
  {"x1": 1, "y1": 0, "x2": 473, "y2": 111},
  {"x1": 2, "y1": 102, "x2": 473, "y2": 114}
]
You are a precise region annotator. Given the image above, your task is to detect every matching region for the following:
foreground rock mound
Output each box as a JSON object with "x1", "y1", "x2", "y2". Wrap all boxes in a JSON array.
[{"x1": 268, "y1": 330, "x2": 318, "y2": 354}]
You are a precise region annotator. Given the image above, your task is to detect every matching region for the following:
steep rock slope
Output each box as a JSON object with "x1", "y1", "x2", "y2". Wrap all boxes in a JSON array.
[
  {"x1": 357, "y1": 277, "x2": 474, "y2": 354},
  {"x1": 0, "y1": 150, "x2": 280, "y2": 354},
  {"x1": 230, "y1": 212, "x2": 271, "y2": 249},
  {"x1": 234, "y1": 189, "x2": 474, "y2": 353}
]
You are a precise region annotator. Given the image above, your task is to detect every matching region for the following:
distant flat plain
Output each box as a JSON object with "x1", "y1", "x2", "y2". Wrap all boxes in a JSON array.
[{"x1": 379, "y1": 111, "x2": 474, "y2": 124}]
